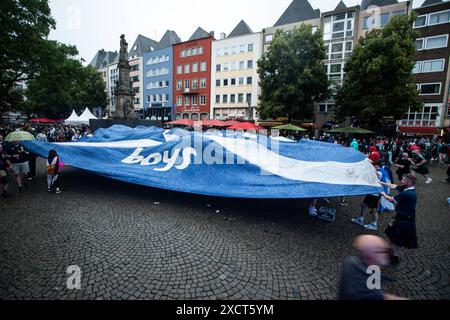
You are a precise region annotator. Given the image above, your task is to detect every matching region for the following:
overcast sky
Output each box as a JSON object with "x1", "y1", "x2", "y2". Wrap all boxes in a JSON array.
[{"x1": 48, "y1": 0, "x2": 429, "y2": 64}]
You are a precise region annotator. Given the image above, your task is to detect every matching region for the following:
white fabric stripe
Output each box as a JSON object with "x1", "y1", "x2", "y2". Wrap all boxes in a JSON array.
[
  {"x1": 208, "y1": 135, "x2": 380, "y2": 187},
  {"x1": 53, "y1": 139, "x2": 163, "y2": 148}
]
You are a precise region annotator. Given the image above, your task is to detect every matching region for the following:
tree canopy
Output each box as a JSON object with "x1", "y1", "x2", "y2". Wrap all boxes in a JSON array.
[
  {"x1": 336, "y1": 14, "x2": 422, "y2": 130},
  {"x1": 257, "y1": 25, "x2": 329, "y2": 121}
]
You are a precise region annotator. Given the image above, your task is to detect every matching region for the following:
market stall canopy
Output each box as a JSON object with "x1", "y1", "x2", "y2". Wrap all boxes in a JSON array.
[
  {"x1": 273, "y1": 124, "x2": 307, "y2": 131},
  {"x1": 77, "y1": 108, "x2": 98, "y2": 124},
  {"x1": 64, "y1": 110, "x2": 81, "y2": 124},
  {"x1": 227, "y1": 122, "x2": 264, "y2": 131},
  {"x1": 30, "y1": 118, "x2": 57, "y2": 123},
  {"x1": 201, "y1": 120, "x2": 228, "y2": 127},
  {"x1": 327, "y1": 127, "x2": 374, "y2": 134},
  {"x1": 223, "y1": 120, "x2": 242, "y2": 126},
  {"x1": 167, "y1": 119, "x2": 195, "y2": 126}
]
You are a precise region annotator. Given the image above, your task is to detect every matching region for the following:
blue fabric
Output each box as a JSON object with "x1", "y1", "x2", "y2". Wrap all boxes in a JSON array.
[{"x1": 23, "y1": 125, "x2": 382, "y2": 199}]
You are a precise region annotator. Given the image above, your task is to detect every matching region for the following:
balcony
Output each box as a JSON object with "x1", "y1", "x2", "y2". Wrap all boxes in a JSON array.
[{"x1": 182, "y1": 87, "x2": 199, "y2": 95}]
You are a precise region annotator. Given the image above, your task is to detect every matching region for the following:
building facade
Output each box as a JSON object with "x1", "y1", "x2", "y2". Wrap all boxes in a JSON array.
[
  {"x1": 143, "y1": 31, "x2": 181, "y2": 121},
  {"x1": 211, "y1": 21, "x2": 262, "y2": 120},
  {"x1": 173, "y1": 28, "x2": 214, "y2": 120},
  {"x1": 399, "y1": 0, "x2": 450, "y2": 134}
]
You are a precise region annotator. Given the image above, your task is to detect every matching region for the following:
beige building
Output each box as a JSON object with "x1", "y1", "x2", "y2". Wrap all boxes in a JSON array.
[{"x1": 211, "y1": 21, "x2": 263, "y2": 120}]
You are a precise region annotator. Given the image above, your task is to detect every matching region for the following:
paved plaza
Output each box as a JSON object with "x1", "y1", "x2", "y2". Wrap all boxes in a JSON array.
[{"x1": 0, "y1": 159, "x2": 449, "y2": 300}]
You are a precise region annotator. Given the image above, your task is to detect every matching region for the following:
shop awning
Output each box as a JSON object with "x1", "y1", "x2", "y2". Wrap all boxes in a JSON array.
[{"x1": 398, "y1": 126, "x2": 440, "y2": 135}]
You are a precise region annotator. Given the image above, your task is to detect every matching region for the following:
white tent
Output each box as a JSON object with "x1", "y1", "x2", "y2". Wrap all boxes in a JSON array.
[
  {"x1": 64, "y1": 110, "x2": 81, "y2": 124},
  {"x1": 77, "y1": 108, "x2": 98, "y2": 124}
]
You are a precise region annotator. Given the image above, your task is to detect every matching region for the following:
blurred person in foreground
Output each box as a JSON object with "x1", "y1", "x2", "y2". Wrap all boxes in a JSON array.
[{"x1": 338, "y1": 235, "x2": 406, "y2": 300}]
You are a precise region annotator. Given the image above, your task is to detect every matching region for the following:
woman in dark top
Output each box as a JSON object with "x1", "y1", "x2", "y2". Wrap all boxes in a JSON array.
[
  {"x1": 380, "y1": 174, "x2": 418, "y2": 265},
  {"x1": 394, "y1": 152, "x2": 411, "y2": 181}
]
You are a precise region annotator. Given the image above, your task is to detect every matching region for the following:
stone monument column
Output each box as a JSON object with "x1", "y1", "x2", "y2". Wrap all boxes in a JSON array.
[{"x1": 113, "y1": 34, "x2": 137, "y2": 119}]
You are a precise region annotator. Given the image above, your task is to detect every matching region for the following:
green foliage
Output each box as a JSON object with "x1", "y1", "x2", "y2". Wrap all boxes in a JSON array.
[
  {"x1": 257, "y1": 25, "x2": 329, "y2": 121},
  {"x1": 22, "y1": 42, "x2": 106, "y2": 117},
  {"x1": 336, "y1": 14, "x2": 423, "y2": 130},
  {"x1": 0, "y1": 0, "x2": 56, "y2": 111}
]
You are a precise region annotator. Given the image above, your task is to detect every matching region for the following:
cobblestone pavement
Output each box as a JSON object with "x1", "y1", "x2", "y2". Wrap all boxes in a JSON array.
[{"x1": 0, "y1": 158, "x2": 449, "y2": 300}]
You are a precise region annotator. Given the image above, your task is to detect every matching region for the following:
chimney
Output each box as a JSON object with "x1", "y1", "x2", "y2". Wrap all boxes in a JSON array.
[
  {"x1": 220, "y1": 33, "x2": 226, "y2": 40},
  {"x1": 209, "y1": 31, "x2": 215, "y2": 38}
]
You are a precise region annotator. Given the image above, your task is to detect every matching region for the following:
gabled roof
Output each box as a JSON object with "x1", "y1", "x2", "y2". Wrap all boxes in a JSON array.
[
  {"x1": 335, "y1": 1, "x2": 348, "y2": 10},
  {"x1": 274, "y1": 0, "x2": 320, "y2": 27},
  {"x1": 227, "y1": 20, "x2": 253, "y2": 38},
  {"x1": 188, "y1": 27, "x2": 212, "y2": 41},
  {"x1": 89, "y1": 50, "x2": 106, "y2": 69},
  {"x1": 361, "y1": 0, "x2": 398, "y2": 10},
  {"x1": 129, "y1": 34, "x2": 159, "y2": 57},
  {"x1": 89, "y1": 50, "x2": 119, "y2": 69},
  {"x1": 158, "y1": 30, "x2": 181, "y2": 49},
  {"x1": 421, "y1": 0, "x2": 443, "y2": 7}
]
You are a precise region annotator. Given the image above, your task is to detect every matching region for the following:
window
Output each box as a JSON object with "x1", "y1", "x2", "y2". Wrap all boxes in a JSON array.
[
  {"x1": 419, "y1": 83, "x2": 441, "y2": 95},
  {"x1": 330, "y1": 64, "x2": 342, "y2": 74},
  {"x1": 238, "y1": 94, "x2": 244, "y2": 103},
  {"x1": 216, "y1": 95, "x2": 220, "y2": 104},
  {"x1": 264, "y1": 34, "x2": 273, "y2": 44},
  {"x1": 192, "y1": 95, "x2": 198, "y2": 105},
  {"x1": 200, "y1": 95, "x2": 206, "y2": 105},
  {"x1": 247, "y1": 77, "x2": 252, "y2": 85},
  {"x1": 240, "y1": 44, "x2": 245, "y2": 53},
  {"x1": 413, "y1": 62, "x2": 421, "y2": 74},
  {"x1": 223, "y1": 79, "x2": 228, "y2": 86},
  {"x1": 216, "y1": 48, "x2": 221, "y2": 56},
  {"x1": 414, "y1": 15, "x2": 427, "y2": 28},
  {"x1": 187, "y1": 49, "x2": 191, "y2": 56},
  {"x1": 216, "y1": 79, "x2": 221, "y2": 87},
  {"x1": 422, "y1": 59, "x2": 445, "y2": 73},
  {"x1": 231, "y1": 78, "x2": 236, "y2": 86},
  {"x1": 181, "y1": 50, "x2": 186, "y2": 58},
  {"x1": 200, "y1": 78, "x2": 206, "y2": 88},
  {"x1": 223, "y1": 63, "x2": 229, "y2": 71},
  {"x1": 429, "y1": 10, "x2": 450, "y2": 26},
  {"x1": 425, "y1": 35, "x2": 448, "y2": 49},
  {"x1": 200, "y1": 62, "x2": 207, "y2": 72},
  {"x1": 177, "y1": 65, "x2": 182, "y2": 74},
  {"x1": 230, "y1": 94, "x2": 236, "y2": 103},
  {"x1": 380, "y1": 13, "x2": 390, "y2": 27},
  {"x1": 345, "y1": 41, "x2": 353, "y2": 52},
  {"x1": 238, "y1": 77, "x2": 244, "y2": 85},
  {"x1": 246, "y1": 94, "x2": 252, "y2": 103},
  {"x1": 184, "y1": 64, "x2": 190, "y2": 74},
  {"x1": 176, "y1": 80, "x2": 182, "y2": 90},
  {"x1": 192, "y1": 79, "x2": 198, "y2": 89},
  {"x1": 165, "y1": 94, "x2": 169, "y2": 102},
  {"x1": 192, "y1": 63, "x2": 198, "y2": 73},
  {"x1": 231, "y1": 46, "x2": 237, "y2": 54},
  {"x1": 333, "y1": 21, "x2": 345, "y2": 32},
  {"x1": 147, "y1": 96, "x2": 151, "y2": 103},
  {"x1": 165, "y1": 80, "x2": 169, "y2": 87},
  {"x1": 185, "y1": 96, "x2": 190, "y2": 106},
  {"x1": 177, "y1": 96, "x2": 182, "y2": 106},
  {"x1": 192, "y1": 48, "x2": 197, "y2": 55},
  {"x1": 239, "y1": 61, "x2": 245, "y2": 69},
  {"x1": 247, "y1": 60, "x2": 253, "y2": 68},
  {"x1": 248, "y1": 44, "x2": 254, "y2": 52},
  {"x1": 198, "y1": 47, "x2": 203, "y2": 54},
  {"x1": 223, "y1": 47, "x2": 229, "y2": 55},
  {"x1": 415, "y1": 39, "x2": 424, "y2": 51},
  {"x1": 223, "y1": 95, "x2": 228, "y2": 103},
  {"x1": 230, "y1": 62, "x2": 236, "y2": 71},
  {"x1": 184, "y1": 79, "x2": 190, "y2": 89},
  {"x1": 216, "y1": 64, "x2": 221, "y2": 72},
  {"x1": 363, "y1": 16, "x2": 373, "y2": 30}
]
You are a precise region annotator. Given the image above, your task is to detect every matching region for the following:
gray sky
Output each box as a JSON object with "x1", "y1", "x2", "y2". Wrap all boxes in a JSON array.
[{"x1": 48, "y1": 0, "x2": 427, "y2": 64}]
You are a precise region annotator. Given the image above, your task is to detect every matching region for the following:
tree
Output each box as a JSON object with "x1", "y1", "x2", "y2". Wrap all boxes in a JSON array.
[
  {"x1": 257, "y1": 25, "x2": 329, "y2": 121},
  {"x1": 336, "y1": 14, "x2": 422, "y2": 130},
  {"x1": 22, "y1": 42, "x2": 106, "y2": 118},
  {"x1": 0, "y1": 0, "x2": 56, "y2": 112}
]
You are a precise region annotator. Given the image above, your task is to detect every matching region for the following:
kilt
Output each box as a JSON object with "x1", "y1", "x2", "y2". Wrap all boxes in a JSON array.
[{"x1": 385, "y1": 218, "x2": 418, "y2": 249}]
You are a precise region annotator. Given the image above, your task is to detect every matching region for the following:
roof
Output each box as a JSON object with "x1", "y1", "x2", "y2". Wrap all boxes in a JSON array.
[
  {"x1": 421, "y1": 0, "x2": 443, "y2": 7},
  {"x1": 158, "y1": 30, "x2": 181, "y2": 49},
  {"x1": 129, "y1": 34, "x2": 159, "y2": 57},
  {"x1": 335, "y1": 1, "x2": 348, "y2": 10},
  {"x1": 89, "y1": 50, "x2": 118, "y2": 69},
  {"x1": 188, "y1": 27, "x2": 212, "y2": 41},
  {"x1": 274, "y1": 0, "x2": 320, "y2": 27},
  {"x1": 227, "y1": 20, "x2": 253, "y2": 38},
  {"x1": 360, "y1": 0, "x2": 399, "y2": 10}
]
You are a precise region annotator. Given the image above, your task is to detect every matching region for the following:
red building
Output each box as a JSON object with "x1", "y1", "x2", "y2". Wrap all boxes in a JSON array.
[{"x1": 173, "y1": 27, "x2": 214, "y2": 120}]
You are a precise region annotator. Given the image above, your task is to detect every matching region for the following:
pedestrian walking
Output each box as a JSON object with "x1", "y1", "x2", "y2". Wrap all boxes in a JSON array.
[{"x1": 47, "y1": 149, "x2": 62, "y2": 194}]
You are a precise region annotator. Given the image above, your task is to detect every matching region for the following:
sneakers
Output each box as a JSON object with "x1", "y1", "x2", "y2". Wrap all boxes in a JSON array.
[
  {"x1": 364, "y1": 222, "x2": 378, "y2": 231},
  {"x1": 340, "y1": 202, "x2": 350, "y2": 206},
  {"x1": 55, "y1": 188, "x2": 62, "y2": 194},
  {"x1": 47, "y1": 188, "x2": 52, "y2": 192},
  {"x1": 425, "y1": 178, "x2": 433, "y2": 184},
  {"x1": 351, "y1": 217, "x2": 364, "y2": 226},
  {"x1": 309, "y1": 207, "x2": 318, "y2": 217}
]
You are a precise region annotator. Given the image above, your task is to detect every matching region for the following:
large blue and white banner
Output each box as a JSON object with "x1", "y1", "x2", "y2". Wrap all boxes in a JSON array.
[{"x1": 23, "y1": 125, "x2": 382, "y2": 199}]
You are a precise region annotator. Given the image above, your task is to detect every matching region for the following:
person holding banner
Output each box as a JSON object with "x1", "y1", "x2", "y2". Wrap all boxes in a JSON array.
[{"x1": 47, "y1": 149, "x2": 62, "y2": 194}]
